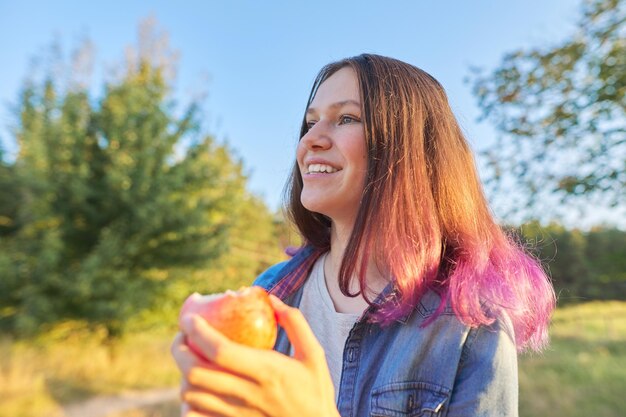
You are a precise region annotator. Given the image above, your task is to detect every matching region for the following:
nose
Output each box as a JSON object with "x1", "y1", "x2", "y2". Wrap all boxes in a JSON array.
[{"x1": 300, "y1": 121, "x2": 332, "y2": 151}]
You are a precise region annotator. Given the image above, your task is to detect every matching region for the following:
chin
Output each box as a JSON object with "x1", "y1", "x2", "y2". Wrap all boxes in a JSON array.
[{"x1": 300, "y1": 196, "x2": 331, "y2": 217}]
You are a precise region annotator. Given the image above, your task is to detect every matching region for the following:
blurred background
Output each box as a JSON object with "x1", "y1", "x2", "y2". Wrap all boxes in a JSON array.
[{"x1": 0, "y1": 1, "x2": 624, "y2": 416}]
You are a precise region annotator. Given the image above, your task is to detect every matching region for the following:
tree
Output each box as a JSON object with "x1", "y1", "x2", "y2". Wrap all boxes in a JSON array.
[
  {"x1": 584, "y1": 226, "x2": 626, "y2": 298},
  {"x1": 516, "y1": 221, "x2": 592, "y2": 303},
  {"x1": 514, "y1": 221, "x2": 626, "y2": 303},
  {"x1": 470, "y1": 0, "x2": 625, "y2": 221},
  {"x1": 0, "y1": 146, "x2": 20, "y2": 237},
  {"x1": 0, "y1": 20, "x2": 284, "y2": 339}
]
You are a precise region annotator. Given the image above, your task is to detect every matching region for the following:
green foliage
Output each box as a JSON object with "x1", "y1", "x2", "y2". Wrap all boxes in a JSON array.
[
  {"x1": 470, "y1": 0, "x2": 626, "y2": 219},
  {"x1": 0, "y1": 147, "x2": 20, "y2": 237},
  {"x1": 0, "y1": 23, "x2": 285, "y2": 339},
  {"x1": 516, "y1": 221, "x2": 626, "y2": 303}
]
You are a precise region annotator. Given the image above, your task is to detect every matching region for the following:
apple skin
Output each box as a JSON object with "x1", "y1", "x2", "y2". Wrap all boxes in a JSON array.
[{"x1": 180, "y1": 286, "x2": 278, "y2": 355}]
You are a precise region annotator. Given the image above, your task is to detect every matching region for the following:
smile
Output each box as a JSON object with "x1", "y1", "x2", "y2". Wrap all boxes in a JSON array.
[{"x1": 306, "y1": 163, "x2": 340, "y2": 174}]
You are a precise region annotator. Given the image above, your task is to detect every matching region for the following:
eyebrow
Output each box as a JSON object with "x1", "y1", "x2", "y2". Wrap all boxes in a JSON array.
[{"x1": 306, "y1": 99, "x2": 361, "y2": 115}]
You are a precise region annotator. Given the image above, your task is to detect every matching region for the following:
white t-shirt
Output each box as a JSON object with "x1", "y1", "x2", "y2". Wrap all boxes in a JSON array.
[{"x1": 296, "y1": 253, "x2": 361, "y2": 398}]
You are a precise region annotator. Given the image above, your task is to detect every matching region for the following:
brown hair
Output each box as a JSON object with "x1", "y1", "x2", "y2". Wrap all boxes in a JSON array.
[{"x1": 284, "y1": 54, "x2": 554, "y2": 350}]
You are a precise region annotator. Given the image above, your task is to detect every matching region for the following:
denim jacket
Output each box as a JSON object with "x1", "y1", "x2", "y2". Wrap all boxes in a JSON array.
[{"x1": 254, "y1": 246, "x2": 519, "y2": 417}]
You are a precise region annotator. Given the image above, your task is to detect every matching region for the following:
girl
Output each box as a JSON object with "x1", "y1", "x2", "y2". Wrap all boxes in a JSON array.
[{"x1": 172, "y1": 54, "x2": 556, "y2": 417}]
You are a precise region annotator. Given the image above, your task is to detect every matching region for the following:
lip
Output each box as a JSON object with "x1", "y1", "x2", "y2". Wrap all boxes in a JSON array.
[{"x1": 302, "y1": 171, "x2": 340, "y2": 179}]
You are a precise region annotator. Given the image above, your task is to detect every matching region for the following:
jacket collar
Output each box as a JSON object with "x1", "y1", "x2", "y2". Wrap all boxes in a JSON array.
[{"x1": 268, "y1": 245, "x2": 417, "y2": 324}]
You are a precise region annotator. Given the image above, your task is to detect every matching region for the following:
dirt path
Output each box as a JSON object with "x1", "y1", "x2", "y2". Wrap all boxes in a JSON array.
[{"x1": 63, "y1": 387, "x2": 178, "y2": 417}]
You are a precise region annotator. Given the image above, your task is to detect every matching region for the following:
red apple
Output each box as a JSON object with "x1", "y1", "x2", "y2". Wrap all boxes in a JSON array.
[{"x1": 180, "y1": 286, "x2": 277, "y2": 355}]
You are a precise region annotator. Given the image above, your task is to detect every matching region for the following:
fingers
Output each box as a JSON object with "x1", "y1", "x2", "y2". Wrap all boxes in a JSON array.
[
  {"x1": 268, "y1": 295, "x2": 326, "y2": 365},
  {"x1": 180, "y1": 314, "x2": 277, "y2": 381},
  {"x1": 171, "y1": 331, "x2": 195, "y2": 374},
  {"x1": 179, "y1": 314, "x2": 229, "y2": 356},
  {"x1": 184, "y1": 390, "x2": 243, "y2": 417},
  {"x1": 180, "y1": 368, "x2": 262, "y2": 416},
  {"x1": 178, "y1": 359, "x2": 263, "y2": 415},
  {"x1": 175, "y1": 320, "x2": 270, "y2": 416},
  {"x1": 183, "y1": 404, "x2": 224, "y2": 417},
  {"x1": 186, "y1": 366, "x2": 258, "y2": 403}
]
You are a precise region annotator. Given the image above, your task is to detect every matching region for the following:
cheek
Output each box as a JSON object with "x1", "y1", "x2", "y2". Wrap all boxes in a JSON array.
[
  {"x1": 347, "y1": 140, "x2": 368, "y2": 171},
  {"x1": 295, "y1": 141, "x2": 308, "y2": 172}
]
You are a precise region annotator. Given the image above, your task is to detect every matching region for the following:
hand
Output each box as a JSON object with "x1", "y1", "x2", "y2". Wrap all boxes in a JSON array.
[{"x1": 171, "y1": 295, "x2": 340, "y2": 417}]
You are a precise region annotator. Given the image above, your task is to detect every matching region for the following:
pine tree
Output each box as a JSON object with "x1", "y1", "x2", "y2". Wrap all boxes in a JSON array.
[{"x1": 0, "y1": 21, "x2": 284, "y2": 339}]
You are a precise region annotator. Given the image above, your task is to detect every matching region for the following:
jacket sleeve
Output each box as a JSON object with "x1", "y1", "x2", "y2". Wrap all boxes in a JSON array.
[{"x1": 445, "y1": 322, "x2": 519, "y2": 417}]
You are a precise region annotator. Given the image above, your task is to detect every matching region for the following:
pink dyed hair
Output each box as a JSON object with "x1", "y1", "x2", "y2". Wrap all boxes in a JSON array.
[{"x1": 285, "y1": 54, "x2": 555, "y2": 351}]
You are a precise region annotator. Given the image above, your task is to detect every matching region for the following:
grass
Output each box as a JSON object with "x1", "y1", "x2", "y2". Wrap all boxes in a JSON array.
[
  {"x1": 0, "y1": 321, "x2": 180, "y2": 417},
  {"x1": 1, "y1": 301, "x2": 625, "y2": 417},
  {"x1": 519, "y1": 301, "x2": 626, "y2": 417}
]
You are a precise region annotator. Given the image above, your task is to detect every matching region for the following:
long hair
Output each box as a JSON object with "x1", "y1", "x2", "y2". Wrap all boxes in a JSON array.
[{"x1": 285, "y1": 54, "x2": 555, "y2": 351}]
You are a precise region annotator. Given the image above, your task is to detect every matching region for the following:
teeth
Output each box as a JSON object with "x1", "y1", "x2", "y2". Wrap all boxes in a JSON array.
[{"x1": 307, "y1": 164, "x2": 338, "y2": 174}]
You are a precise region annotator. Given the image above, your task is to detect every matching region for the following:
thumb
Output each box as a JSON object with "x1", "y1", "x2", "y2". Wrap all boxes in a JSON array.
[{"x1": 268, "y1": 295, "x2": 326, "y2": 365}]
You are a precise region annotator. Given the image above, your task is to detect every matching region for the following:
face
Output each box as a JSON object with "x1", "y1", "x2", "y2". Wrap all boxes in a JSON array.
[{"x1": 297, "y1": 67, "x2": 368, "y2": 225}]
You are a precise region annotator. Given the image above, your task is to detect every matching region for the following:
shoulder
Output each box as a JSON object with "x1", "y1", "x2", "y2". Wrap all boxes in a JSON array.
[
  {"x1": 408, "y1": 291, "x2": 518, "y2": 385},
  {"x1": 253, "y1": 261, "x2": 291, "y2": 290},
  {"x1": 414, "y1": 290, "x2": 516, "y2": 354},
  {"x1": 425, "y1": 308, "x2": 518, "y2": 416},
  {"x1": 252, "y1": 244, "x2": 322, "y2": 292},
  {"x1": 461, "y1": 313, "x2": 517, "y2": 367},
  {"x1": 445, "y1": 317, "x2": 519, "y2": 416}
]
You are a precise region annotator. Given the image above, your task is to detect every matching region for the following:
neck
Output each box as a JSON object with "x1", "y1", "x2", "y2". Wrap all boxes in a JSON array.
[
  {"x1": 326, "y1": 219, "x2": 387, "y2": 297},
  {"x1": 328, "y1": 220, "x2": 351, "y2": 264}
]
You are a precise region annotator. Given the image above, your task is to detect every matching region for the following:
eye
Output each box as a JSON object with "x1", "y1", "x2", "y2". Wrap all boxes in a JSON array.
[
  {"x1": 339, "y1": 115, "x2": 360, "y2": 125},
  {"x1": 305, "y1": 119, "x2": 317, "y2": 129}
]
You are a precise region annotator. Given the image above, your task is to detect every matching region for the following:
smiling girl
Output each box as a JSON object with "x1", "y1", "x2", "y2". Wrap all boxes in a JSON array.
[{"x1": 172, "y1": 54, "x2": 556, "y2": 417}]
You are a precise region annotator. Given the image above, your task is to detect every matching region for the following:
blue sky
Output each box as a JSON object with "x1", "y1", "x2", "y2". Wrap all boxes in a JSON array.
[{"x1": 4, "y1": 0, "x2": 614, "y2": 227}]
